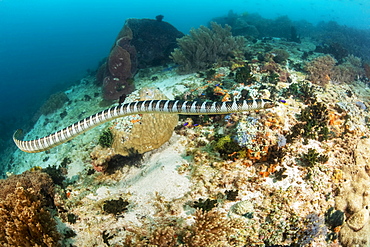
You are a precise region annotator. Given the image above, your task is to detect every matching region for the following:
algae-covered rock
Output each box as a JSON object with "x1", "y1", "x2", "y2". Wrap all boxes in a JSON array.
[
  {"x1": 336, "y1": 138, "x2": 370, "y2": 245},
  {"x1": 347, "y1": 208, "x2": 369, "y2": 231},
  {"x1": 354, "y1": 138, "x2": 370, "y2": 167},
  {"x1": 232, "y1": 200, "x2": 254, "y2": 216}
]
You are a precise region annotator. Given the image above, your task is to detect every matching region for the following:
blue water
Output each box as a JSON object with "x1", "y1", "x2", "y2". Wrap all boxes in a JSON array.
[{"x1": 0, "y1": 0, "x2": 369, "y2": 149}]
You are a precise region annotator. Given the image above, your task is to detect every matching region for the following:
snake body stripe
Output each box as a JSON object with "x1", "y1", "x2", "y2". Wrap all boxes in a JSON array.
[{"x1": 13, "y1": 99, "x2": 275, "y2": 153}]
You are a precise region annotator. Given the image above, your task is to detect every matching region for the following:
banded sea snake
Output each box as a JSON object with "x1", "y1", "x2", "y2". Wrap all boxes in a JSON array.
[{"x1": 13, "y1": 99, "x2": 275, "y2": 153}]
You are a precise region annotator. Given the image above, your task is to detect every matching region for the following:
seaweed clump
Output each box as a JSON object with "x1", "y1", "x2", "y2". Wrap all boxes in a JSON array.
[
  {"x1": 171, "y1": 22, "x2": 245, "y2": 73},
  {"x1": 271, "y1": 49, "x2": 290, "y2": 64},
  {"x1": 282, "y1": 81, "x2": 316, "y2": 103},
  {"x1": 301, "y1": 148, "x2": 329, "y2": 167},
  {"x1": 288, "y1": 102, "x2": 330, "y2": 144},
  {"x1": 193, "y1": 198, "x2": 218, "y2": 212},
  {"x1": 225, "y1": 190, "x2": 238, "y2": 201},
  {"x1": 99, "y1": 129, "x2": 114, "y2": 148},
  {"x1": 325, "y1": 207, "x2": 344, "y2": 229},
  {"x1": 234, "y1": 65, "x2": 255, "y2": 84},
  {"x1": 103, "y1": 197, "x2": 129, "y2": 215},
  {"x1": 42, "y1": 157, "x2": 70, "y2": 186},
  {"x1": 212, "y1": 135, "x2": 242, "y2": 159}
]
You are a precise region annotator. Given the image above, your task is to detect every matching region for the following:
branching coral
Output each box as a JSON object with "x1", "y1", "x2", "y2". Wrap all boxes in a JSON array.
[
  {"x1": 170, "y1": 22, "x2": 245, "y2": 73},
  {"x1": 0, "y1": 186, "x2": 61, "y2": 247},
  {"x1": 0, "y1": 171, "x2": 61, "y2": 246},
  {"x1": 147, "y1": 226, "x2": 177, "y2": 246},
  {"x1": 0, "y1": 170, "x2": 55, "y2": 207},
  {"x1": 331, "y1": 55, "x2": 365, "y2": 83},
  {"x1": 305, "y1": 54, "x2": 364, "y2": 85},
  {"x1": 182, "y1": 209, "x2": 245, "y2": 247},
  {"x1": 305, "y1": 55, "x2": 337, "y2": 85}
]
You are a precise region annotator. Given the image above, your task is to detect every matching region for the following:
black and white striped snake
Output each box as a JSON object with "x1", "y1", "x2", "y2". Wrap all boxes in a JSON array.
[{"x1": 13, "y1": 99, "x2": 275, "y2": 153}]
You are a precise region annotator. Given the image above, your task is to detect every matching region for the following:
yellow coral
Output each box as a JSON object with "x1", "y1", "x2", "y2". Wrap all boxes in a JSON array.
[{"x1": 111, "y1": 87, "x2": 178, "y2": 156}]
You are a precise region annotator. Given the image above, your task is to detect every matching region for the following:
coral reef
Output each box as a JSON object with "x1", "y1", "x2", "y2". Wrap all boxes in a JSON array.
[
  {"x1": 170, "y1": 22, "x2": 245, "y2": 73},
  {"x1": 6, "y1": 12, "x2": 370, "y2": 247},
  {"x1": 212, "y1": 11, "x2": 370, "y2": 62},
  {"x1": 98, "y1": 18, "x2": 183, "y2": 100},
  {"x1": 0, "y1": 171, "x2": 61, "y2": 246}
]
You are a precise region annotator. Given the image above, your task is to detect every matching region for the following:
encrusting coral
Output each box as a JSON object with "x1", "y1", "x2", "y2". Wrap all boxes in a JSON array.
[
  {"x1": 111, "y1": 87, "x2": 179, "y2": 156},
  {"x1": 171, "y1": 22, "x2": 245, "y2": 73},
  {"x1": 90, "y1": 87, "x2": 178, "y2": 172}
]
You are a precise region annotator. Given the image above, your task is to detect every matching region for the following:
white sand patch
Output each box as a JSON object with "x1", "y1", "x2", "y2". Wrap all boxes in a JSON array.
[{"x1": 122, "y1": 134, "x2": 190, "y2": 220}]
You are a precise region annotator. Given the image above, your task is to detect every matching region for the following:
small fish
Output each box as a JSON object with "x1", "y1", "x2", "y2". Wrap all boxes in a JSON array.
[
  {"x1": 183, "y1": 122, "x2": 189, "y2": 126},
  {"x1": 161, "y1": 65, "x2": 179, "y2": 72}
]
